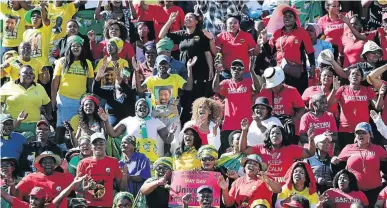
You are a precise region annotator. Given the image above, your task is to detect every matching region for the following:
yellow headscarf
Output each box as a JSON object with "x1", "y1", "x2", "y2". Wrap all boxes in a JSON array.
[
  {"x1": 108, "y1": 37, "x2": 124, "y2": 53},
  {"x1": 197, "y1": 145, "x2": 218, "y2": 159},
  {"x1": 153, "y1": 157, "x2": 173, "y2": 170},
  {"x1": 251, "y1": 199, "x2": 271, "y2": 208}
]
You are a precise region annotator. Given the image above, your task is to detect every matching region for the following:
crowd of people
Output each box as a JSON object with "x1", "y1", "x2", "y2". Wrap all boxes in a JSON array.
[{"x1": 4, "y1": 0, "x2": 387, "y2": 207}]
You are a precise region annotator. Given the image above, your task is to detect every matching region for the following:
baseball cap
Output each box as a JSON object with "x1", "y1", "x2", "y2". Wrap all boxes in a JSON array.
[
  {"x1": 0, "y1": 114, "x2": 13, "y2": 123},
  {"x1": 197, "y1": 185, "x2": 213, "y2": 194},
  {"x1": 156, "y1": 55, "x2": 171, "y2": 67},
  {"x1": 231, "y1": 59, "x2": 244, "y2": 67},
  {"x1": 355, "y1": 122, "x2": 372, "y2": 135},
  {"x1": 25, "y1": 7, "x2": 41, "y2": 25},
  {"x1": 90, "y1": 132, "x2": 106, "y2": 144},
  {"x1": 36, "y1": 120, "x2": 49, "y2": 127},
  {"x1": 30, "y1": 187, "x2": 47, "y2": 199}
]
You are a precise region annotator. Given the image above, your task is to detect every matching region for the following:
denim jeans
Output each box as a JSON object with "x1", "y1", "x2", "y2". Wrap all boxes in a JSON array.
[{"x1": 56, "y1": 94, "x2": 80, "y2": 127}]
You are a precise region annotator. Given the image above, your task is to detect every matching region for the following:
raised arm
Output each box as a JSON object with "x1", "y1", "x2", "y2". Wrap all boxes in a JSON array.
[
  {"x1": 183, "y1": 57, "x2": 195, "y2": 91},
  {"x1": 368, "y1": 63, "x2": 387, "y2": 90},
  {"x1": 340, "y1": 14, "x2": 367, "y2": 41},
  {"x1": 159, "y1": 12, "x2": 178, "y2": 39},
  {"x1": 97, "y1": 108, "x2": 126, "y2": 138},
  {"x1": 327, "y1": 76, "x2": 340, "y2": 107},
  {"x1": 301, "y1": 125, "x2": 316, "y2": 158},
  {"x1": 239, "y1": 118, "x2": 254, "y2": 154},
  {"x1": 249, "y1": 56, "x2": 263, "y2": 92},
  {"x1": 40, "y1": 1, "x2": 50, "y2": 27},
  {"x1": 52, "y1": 174, "x2": 86, "y2": 208},
  {"x1": 212, "y1": 60, "x2": 222, "y2": 93},
  {"x1": 94, "y1": 0, "x2": 103, "y2": 20},
  {"x1": 127, "y1": 0, "x2": 138, "y2": 19}
]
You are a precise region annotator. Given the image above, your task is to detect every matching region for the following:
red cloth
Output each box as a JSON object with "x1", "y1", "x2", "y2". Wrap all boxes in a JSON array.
[
  {"x1": 377, "y1": 186, "x2": 387, "y2": 208},
  {"x1": 16, "y1": 172, "x2": 74, "y2": 208},
  {"x1": 215, "y1": 30, "x2": 256, "y2": 72},
  {"x1": 191, "y1": 125, "x2": 209, "y2": 145},
  {"x1": 218, "y1": 79, "x2": 254, "y2": 131},
  {"x1": 77, "y1": 156, "x2": 123, "y2": 207},
  {"x1": 283, "y1": 161, "x2": 317, "y2": 195},
  {"x1": 12, "y1": 197, "x2": 29, "y2": 208},
  {"x1": 338, "y1": 144, "x2": 387, "y2": 191},
  {"x1": 299, "y1": 112, "x2": 337, "y2": 156},
  {"x1": 335, "y1": 86, "x2": 376, "y2": 133},
  {"x1": 90, "y1": 40, "x2": 135, "y2": 61},
  {"x1": 252, "y1": 144, "x2": 304, "y2": 185},
  {"x1": 317, "y1": 13, "x2": 345, "y2": 48},
  {"x1": 341, "y1": 34, "x2": 367, "y2": 68},
  {"x1": 229, "y1": 175, "x2": 273, "y2": 207},
  {"x1": 325, "y1": 189, "x2": 369, "y2": 208},
  {"x1": 269, "y1": 27, "x2": 314, "y2": 66},
  {"x1": 302, "y1": 86, "x2": 338, "y2": 116},
  {"x1": 259, "y1": 85, "x2": 305, "y2": 135},
  {"x1": 133, "y1": 4, "x2": 168, "y2": 41}
]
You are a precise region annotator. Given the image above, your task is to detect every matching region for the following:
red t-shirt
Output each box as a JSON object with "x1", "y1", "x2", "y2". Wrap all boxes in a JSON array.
[
  {"x1": 77, "y1": 156, "x2": 123, "y2": 207},
  {"x1": 12, "y1": 197, "x2": 29, "y2": 208},
  {"x1": 91, "y1": 41, "x2": 135, "y2": 61},
  {"x1": 134, "y1": 4, "x2": 168, "y2": 41},
  {"x1": 252, "y1": 144, "x2": 304, "y2": 185},
  {"x1": 318, "y1": 14, "x2": 345, "y2": 47},
  {"x1": 302, "y1": 86, "x2": 338, "y2": 116},
  {"x1": 219, "y1": 79, "x2": 253, "y2": 130},
  {"x1": 259, "y1": 85, "x2": 305, "y2": 135},
  {"x1": 229, "y1": 175, "x2": 273, "y2": 207},
  {"x1": 382, "y1": 95, "x2": 387, "y2": 124},
  {"x1": 377, "y1": 186, "x2": 387, "y2": 208},
  {"x1": 338, "y1": 144, "x2": 387, "y2": 191},
  {"x1": 16, "y1": 172, "x2": 74, "y2": 208},
  {"x1": 269, "y1": 27, "x2": 314, "y2": 65},
  {"x1": 335, "y1": 86, "x2": 376, "y2": 133},
  {"x1": 324, "y1": 189, "x2": 369, "y2": 208},
  {"x1": 342, "y1": 34, "x2": 367, "y2": 68},
  {"x1": 216, "y1": 30, "x2": 256, "y2": 72},
  {"x1": 191, "y1": 125, "x2": 209, "y2": 145}
]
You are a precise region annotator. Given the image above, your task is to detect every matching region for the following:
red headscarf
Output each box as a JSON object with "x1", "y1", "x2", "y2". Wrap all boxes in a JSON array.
[
  {"x1": 284, "y1": 161, "x2": 317, "y2": 195},
  {"x1": 81, "y1": 95, "x2": 100, "y2": 106},
  {"x1": 266, "y1": 4, "x2": 302, "y2": 34}
]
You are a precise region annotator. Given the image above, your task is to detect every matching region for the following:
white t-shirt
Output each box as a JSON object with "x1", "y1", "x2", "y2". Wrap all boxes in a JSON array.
[
  {"x1": 247, "y1": 116, "x2": 283, "y2": 146},
  {"x1": 118, "y1": 116, "x2": 166, "y2": 156}
]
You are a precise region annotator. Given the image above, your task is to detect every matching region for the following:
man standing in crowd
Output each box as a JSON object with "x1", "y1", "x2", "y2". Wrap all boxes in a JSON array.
[{"x1": 0, "y1": 114, "x2": 26, "y2": 160}]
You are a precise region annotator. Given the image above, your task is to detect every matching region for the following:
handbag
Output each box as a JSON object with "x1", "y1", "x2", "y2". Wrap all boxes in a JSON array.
[{"x1": 280, "y1": 35, "x2": 303, "y2": 78}]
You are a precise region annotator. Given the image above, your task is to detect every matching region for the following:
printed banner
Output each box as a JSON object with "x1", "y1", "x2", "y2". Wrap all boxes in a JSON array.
[{"x1": 169, "y1": 171, "x2": 221, "y2": 208}]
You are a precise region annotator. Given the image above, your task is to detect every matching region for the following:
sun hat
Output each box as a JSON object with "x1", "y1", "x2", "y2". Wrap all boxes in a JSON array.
[
  {"x1": 355, "y1": 122, "x2": 373, "y2": 137},
  {"x1": 108, "y1": 37, "x2": 124, "y2": 53},
  {"x1": 361, "y1": 41, "x2": 383, "y2": 59},
  {"x1": 25, "y1": 7, "x2": 41, "y2": 24},
  {"x1": 252, "y1": 97, "x2": 272, "y2": 111},
  {"x1": 240, "y1": 154, "x2": 267, "y2": 171},
  {"x1": 33, "y1": 151, "x2": 62, "y2": 172},
  {"x1": 263, "y1": 67, "x2": 285, "y2": 89},
  {"x1": 1, "y1": 157, "x2": 19, "y2": 175}
]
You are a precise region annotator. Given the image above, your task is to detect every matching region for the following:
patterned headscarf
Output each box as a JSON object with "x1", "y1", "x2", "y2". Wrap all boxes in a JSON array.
[
  {"x1": 108, "y1": 37, "x2": 124, "y2": 53},
  {"x1": 153, "y1": 157, "x2": 173, "y2": 170},
  {"x1": 197, "y1": 145, "x2": 218, "y2": 159},
  {"x1": 113, "y1": 192, "x2": 134, "y2": 208},
  {"x1": 67, "y1": 35, "x2": 84, "y2": 46}
]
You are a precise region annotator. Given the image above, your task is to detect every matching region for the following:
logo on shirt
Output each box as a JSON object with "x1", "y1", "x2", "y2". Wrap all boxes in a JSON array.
[
  {"x1": 273, "y1": 97, "x2": 282, "y2": 105},
  {"x1": 56, "y1": 186, "x2": 62, "y2": 192},
  {"x1": 89, "y1": 180, "x2": 107, "y2": 199},
  {"x1": 294, "y1": 39, "x2": 299, "y2": 44},
  {"x1": 240, "y1": 39, "x2": 245, "y2": 43},
  {"x1": 106, "y1": 168, "x2": 110, "y2": 173},
  {"x1": 193, "y1": 36, "x2": 200, "y2": 42},
  {"x1": 312, "y1": 122, "x2": 331, "y2": 129},
  {"x1": 343, "y1": 95, "x2": 368, "y2": 101},
  {"x1": 227, "y1": 86, "x2": 248, "y2": 94}
]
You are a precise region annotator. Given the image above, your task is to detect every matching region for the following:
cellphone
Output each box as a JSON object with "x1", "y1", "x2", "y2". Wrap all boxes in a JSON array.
[{"x1": 63, "y1": 121, "x2": 74, "y2": 132}]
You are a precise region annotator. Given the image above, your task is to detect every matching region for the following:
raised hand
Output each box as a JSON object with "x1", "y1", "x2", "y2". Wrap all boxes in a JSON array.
[
  {"x1": 132, "y1": 57, "x2": 140, "y2": 72},
  {"x1": 17, "y1": 110, "x2": 28, "y2": 122},
  {"x1": 87, "y1": 30, "x2": 95, "y2": 42},
  {"x1": 320, "y1": 50, "x2": 333, "y2": 62},
  {"x1": 338, "y1": 13, "x2": 350, "y2": 24},
  {"x1": 307, "y1": 124, "x2": 315, "y2": 140},
  {"x1": 168, "y1": 11, "x2": 179, "y2": 23},
  {"x1": 217, "y1": 175, "x2": 229, "y2": 190},
  {"x1": 114, "y1": 67, "x2": 122, "y2": 83},
  {"x1": 63, "y1": 121, "x2": 74, "y2": 132},
  {"x1": 257, "y1": 171, "x2": 269, "y2": 183},
  {"x1": 331, "y1": 156, "x2": 340, "y2": 165},
  {"x1": 187, "y1": 56, "x2": 198, "y2": 69},
  {"x1": 40, "y1": 0, "x2": 48, "y2": 9},
  {"x1": 96, "y1": 57, "x2": 108, "y2": 80},
  {"x1": 202, "y1": 29, "x2": 214, "y2": 40},
  {"x1": 169, "y1": 122, "x2": 178, "y2": 134},
  {"x1": 73, "y1": 173, "x2": 87, "y2": 186},
  {"x1": 214, "y1": 118, "x2": 222, "y2": 129},
  {"x1": 182, "y1": 193, "x2": 192, "y2": 205},
  {"x1": 195, "y1": 115, "x2": 206, "y2": 127},
  {"x1": 332, "y1": 76, "x2": 340, "y2": 91},
  {"x1": 97, "y1": 108, "x2": 108, "y2": 121},
  {"x1": 226, "y1": 170, "x2": 239, "y2": 179},
  {"x1": 370, "y1": 110, "x2": 381, "y2": 121},
  {"x1": 241, "y1": 118, "x2": 249, "y2": 131}
]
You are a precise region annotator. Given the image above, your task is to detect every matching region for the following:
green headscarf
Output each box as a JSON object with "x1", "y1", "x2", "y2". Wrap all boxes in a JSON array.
[
  {"x1": 67, "y1": 35, "x2": 84, "y2": 46},
  {"x1": 113, "y1": 192, "x2": 134, "y2": 208},
  {"x1": 156, "y1": 37, "x2": 174, "y2": 54},
  {"x1": 197, "y1": 145, "x2": 218, "y2": 159},
  {"x1": 135, "y1": 98, "x2": 152, "y2": 138},
  {"x1": 153, "y1": 157, "x2": 173, "y2": 170}
]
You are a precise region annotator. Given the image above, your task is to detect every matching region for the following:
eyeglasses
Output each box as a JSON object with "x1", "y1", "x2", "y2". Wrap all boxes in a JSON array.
[
  {"x1": 201, "y1": 157, "x2": 215, "y2": 162},
  {"x1": 230, "y1": 66, "x2": 244, "y2": 71}
]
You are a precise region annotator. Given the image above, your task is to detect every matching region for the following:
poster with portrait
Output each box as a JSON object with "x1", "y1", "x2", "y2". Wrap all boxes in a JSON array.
[
  {"x1": 4, "y1": 14, "x2": 20, "y2": 39},
  {"x1": 169, "y1": 171, "x2": 221, "y2": 208},
  {"x1": 101, "y1": 67, "x2": 117, "y2": 89},
  {"x1": 27, "y1": 30, "x2": 42, "y2": 58},
  {"x1": 154, "y1": 85, "x2": 173, "y2": 106}
]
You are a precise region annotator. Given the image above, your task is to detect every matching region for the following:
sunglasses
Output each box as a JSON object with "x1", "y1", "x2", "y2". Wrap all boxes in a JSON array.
[
  {"x1": 230, "y1": 66, "x2": 244, "y2": 71},
  {"x1": 201, "y1": 157, "x2": 215, "y2": 162}
]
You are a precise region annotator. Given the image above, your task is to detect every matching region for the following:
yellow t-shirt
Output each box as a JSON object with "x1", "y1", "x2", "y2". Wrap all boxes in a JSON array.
[
  {"x1": 2, "y1": 57, "x2": 44, "y2": 82},
  {"x1": 0, "y1": 81, "x2": 50, "y2": 122},
  {"x1": 173, "y1": 149, "x2": 201, "y2": 171},
  {"x1": 48, "y1": 2, "x2": 78, "y2": 43},
  {"x1": 277, "y1": 185, "x2": 319, "y2": 207},
  {"x1": 23, "y1": 24, "x2": 51, "y2": 67},
  {"x1": 143, "y1": 74, "x2": 186, "y2": 106},
  {"x1": 94, "y1": 58, "x2": 129, "y2": 73},
  {"x1": 54, "y1": 58, "x2": 94, "y2": 99},
  {"x1": 0, "y1": 3, "x2": 28, "y2": 47}
]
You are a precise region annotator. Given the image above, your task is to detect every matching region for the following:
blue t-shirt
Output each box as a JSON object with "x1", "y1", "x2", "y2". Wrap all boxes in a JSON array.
[{"x1": 1, "y1": 132, "x2": 26, "y2": 160}]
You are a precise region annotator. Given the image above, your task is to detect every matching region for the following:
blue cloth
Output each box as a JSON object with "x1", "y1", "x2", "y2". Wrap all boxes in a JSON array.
[
  {"x1": 121, "y1": 152, "x2": 151, "y2": 196},
  {"x1": 56, "y1": 94, "x2": 80, "y2": 127},
  {"x1": 153, "y1": 58, "x2": 188, "y2": 80},
  {"x1": 313, "y1": 39, "x2": 334, "y2": 64},
  {"x1": 1, "y1": 132, "x2": 26, "y2": 160}
]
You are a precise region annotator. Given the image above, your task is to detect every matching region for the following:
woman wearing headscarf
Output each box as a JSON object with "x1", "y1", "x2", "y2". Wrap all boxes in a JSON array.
[
  {"x1": 66, "y1": 136, "x2": 93, "y2": 176},
  {"x1": 120, "y1": 135, "x2": 151, "y2": 197},
  {"x1": 305, "y1": 133, "x2": 334, "y2": 194},
  {"x1": 323, "y1": 169, "x2": 369, "y2": 208},
  {"x1": 137, "y1": 157, "x2": 173, "y2": 208},
  {"x1": 218, "y1": 154, "x2": 281, "y2": 207},
  {"x1": 332, "y1": 122, "x2": 387, "y2": 205},
  {"x1": 173, "y1": 127, "x2": 202, "y2": 171},
  {"x1": 263, "y1": 5, "x2": 315, "y2": 93},
  {"x1": 113, "y1": 192, "x2": 135, "y2": 208},
  {"x1": 217, "y1": 130, "x2": 246, "y2": 177},
  {"x1": 275, "y1": 162, "x2": 319, "y2": 208},
  {"x1": 159, "y1": 12, "x2": 214, "y2": 125},
  {"x1": 98, "y1": 99, "x2": 175, "y2": 162}
]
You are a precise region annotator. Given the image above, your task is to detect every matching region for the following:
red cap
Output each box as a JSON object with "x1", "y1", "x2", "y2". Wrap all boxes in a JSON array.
[
  {"x1": 283, "y1": 200, "x2": 303, "y2": 208},
  {"x1": 30, "y1": 187, "x2": 47, "y2": 199},
  {"x1": 36, "y1": 120, "x2": 49, "y2": 127},
  {"x1": 383, "y1": 13, "x2": 387, "y2": 20}
]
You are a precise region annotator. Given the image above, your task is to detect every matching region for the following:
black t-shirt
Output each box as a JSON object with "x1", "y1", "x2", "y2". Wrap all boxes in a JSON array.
[
  {"x1": 145, "y1": 181, "x2": 169, "y2": 208},
  {"x1": 367, "y1": 2, "x2": 387, "y2": 30},
  {"x1": 167, "y1": 28, "x2": 211, "y2": 81}
]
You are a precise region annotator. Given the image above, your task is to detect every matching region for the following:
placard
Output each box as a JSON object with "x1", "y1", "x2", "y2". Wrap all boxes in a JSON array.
[{"x1": 169, "y1": 171, "x2": 221, "y2": 208}]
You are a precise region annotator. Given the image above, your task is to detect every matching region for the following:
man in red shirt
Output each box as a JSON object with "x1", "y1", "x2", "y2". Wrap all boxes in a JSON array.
[
  {"x1": 76, "y1": 132, "x2": 127, "y2": 208},
  {"x1": 11, "y1": 151, "x2": 74, "y2": 208},
  {"x1": 212, "y1": 58, "x2": 263, "y2": 153}
]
